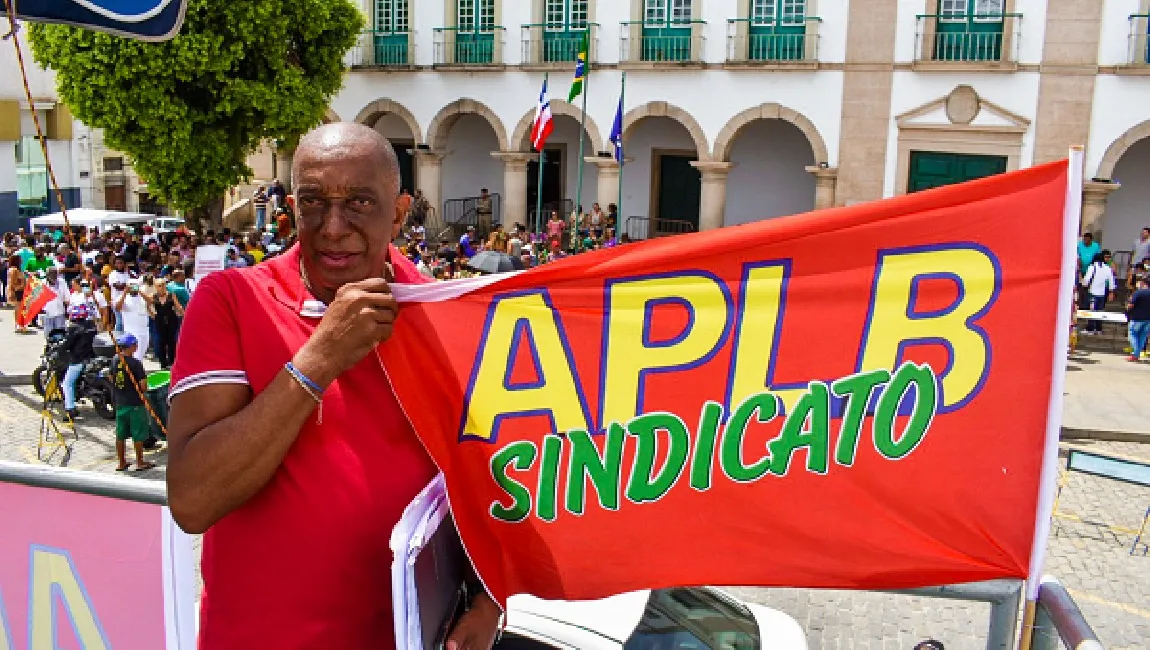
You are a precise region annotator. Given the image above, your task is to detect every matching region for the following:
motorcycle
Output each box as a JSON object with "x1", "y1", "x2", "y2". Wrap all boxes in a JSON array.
[{"x1": 32, "y1": 330, "x2": 116, "y2": 420}]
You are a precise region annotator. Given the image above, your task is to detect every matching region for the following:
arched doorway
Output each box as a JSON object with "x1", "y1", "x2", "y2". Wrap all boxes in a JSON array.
[
  {"x1": 1102, "y1": 137, "x2": 1150, "y2": 252},
  {"x1": 426, "y1": 99, "x2": 508, "y2": 224},
  {"x1": 510, "y1": 100, "x2": 604, "y2": 223},
  {"x1": 621, "y1": 102, "x2": 709, "y2": 238},
  {"x1": 355, "y1": 99, "x2": 423, "y2": 193},
  {"x1": 723, "y1": 120, "x2": 816, "y2": 226}
]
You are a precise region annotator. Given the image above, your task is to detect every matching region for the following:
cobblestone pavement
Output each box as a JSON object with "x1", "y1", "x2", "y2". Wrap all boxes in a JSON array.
[{"x1": 1, "y1": 341, "x2": 1148, "y2": 647}]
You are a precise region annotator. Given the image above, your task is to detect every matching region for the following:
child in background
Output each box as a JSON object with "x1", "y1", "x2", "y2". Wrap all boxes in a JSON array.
[{"x1": 111, "y1": 333, "x2": 155, "y2": 472}]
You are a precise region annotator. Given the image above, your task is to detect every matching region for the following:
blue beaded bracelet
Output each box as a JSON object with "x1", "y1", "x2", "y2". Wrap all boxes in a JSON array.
[{"x1": 285, "y1": 362, "x2": 324, "y2": 397}]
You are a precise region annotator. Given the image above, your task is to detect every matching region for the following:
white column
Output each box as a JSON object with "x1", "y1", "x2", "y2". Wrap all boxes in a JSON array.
[
  {"x1": 1082, "y1": 180, "x2": 1120, "y2": 240},
  {"x1": 414, "y1": 150, "x2": 447, "y2": 225},
  {"x1": 805, "y1": 165, "x2": 839, "y2": 211},
  {"x1": 491, "y1": 151, "x2": 535, "y2": 229},
  {"x1": 275, "y1": 147, "x2": 294, "y2": 191},
  {"x1": 690, "y1": 161, "x2": 736, "y2": 232},
  {"x1": 590, "y1": 158, "x2": 620, "y2": 211}
]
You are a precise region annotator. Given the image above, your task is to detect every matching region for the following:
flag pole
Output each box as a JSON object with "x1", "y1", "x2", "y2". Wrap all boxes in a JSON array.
[
  {"x1": 1018, "y1": 145, "x2": 1084, "y2": 650},
  {"x1": 575, "y1": 34, "x2": 589, "y2": 223},
  {"x1": 616, "y1": 72, "x2": 626, "y2": 235},
  {"x1": 535, "y1": 74, "x2": 548, "y2": 240}
]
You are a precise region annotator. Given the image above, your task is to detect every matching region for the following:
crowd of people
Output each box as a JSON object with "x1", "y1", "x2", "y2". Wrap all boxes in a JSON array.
[
  {"x1": 1076, "y1": 228, "x2": 1150, "y2": 361},
  {"x1": 395, "y1": 197, "x2": 631, "y2": 280},
  {"x1": 1, "y1": 219, "x2": 298, "y2": 365}
]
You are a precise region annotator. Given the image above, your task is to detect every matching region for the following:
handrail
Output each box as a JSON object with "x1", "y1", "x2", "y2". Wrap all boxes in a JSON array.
[
  {"x1": 362, "y1": 28, "x2": 413, "y2": 35},
  {"x1": 0, "y1": 459, "x2": 168, "y2": 505},
  {"x1": 433, "y1": 25, "x2": 506, "y2": 33},
  {"x1": 620, "y1": 19, "x2": 707, "y2": 26},
  {"x1": 521, "y1": 21, "x2": 601, "y2": 29},
  {"x1": 1031, "y1": 577, "x2": 1104, "y2": 650},
  {"x1": 726, "y1": 17, "x2": 823, "y2": 24},
  {"x1": 1130, "y1": 13, "x2": 1150, "y2": 18},
  {"x1": 915, "y1": 13, "x2": 1023, "y2": 19}
]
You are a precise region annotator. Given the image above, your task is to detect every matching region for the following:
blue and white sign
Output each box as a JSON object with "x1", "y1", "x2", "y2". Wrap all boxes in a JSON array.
[{"x1": 3, "y1": 0, "x2": 188, "y2": 41}]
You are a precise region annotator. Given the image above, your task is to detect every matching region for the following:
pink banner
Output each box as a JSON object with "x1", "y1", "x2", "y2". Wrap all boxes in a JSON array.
[{"x1": 0, "y1": 482, "x2": 196, "y2": 649}]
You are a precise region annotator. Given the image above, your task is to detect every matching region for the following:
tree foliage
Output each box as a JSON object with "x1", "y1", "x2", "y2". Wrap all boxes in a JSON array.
[{"x1": 29, "y1": 0, "x2": 363, "y2": 222}]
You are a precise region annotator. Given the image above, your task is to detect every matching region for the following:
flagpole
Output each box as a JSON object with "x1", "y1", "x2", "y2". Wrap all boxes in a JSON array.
[
  {"x1": 535, "y1": 74, "x2": 548, "y2": 239},
  {"x1": 1018, "y1": 145, "x2": 1084, "y2": 650},
  {"x1": 616, "y1": 72, "x2": 626, "y2": 235},
  {"x1": 575, "y1": 35, "x2": 589, "y2": 221}
]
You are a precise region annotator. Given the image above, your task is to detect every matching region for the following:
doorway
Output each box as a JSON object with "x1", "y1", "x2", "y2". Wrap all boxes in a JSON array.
[
  {"x1": 907, "y1": 151, "x2": 1006, "y2": 193},
  {"x1": 653, "y1": 150, "x2": 700, "y2": 232},
  {"x1": 391, "y1": 141, "x2": 415, "y2": 193},
  {"x1": 104, "y1": 183, "x2": 127, "y2": 211},
  {"x1": 527, "y1": 146, "x2": 565, "y2": 220}
]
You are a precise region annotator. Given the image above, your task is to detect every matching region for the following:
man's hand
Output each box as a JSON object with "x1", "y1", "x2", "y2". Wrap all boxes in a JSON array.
[
  {"x1": 293, "y1": 271, "x2": 398, "y2": 387},
  {"x1": 447, "y1": 594, "x2": 501, "y2": 650}
]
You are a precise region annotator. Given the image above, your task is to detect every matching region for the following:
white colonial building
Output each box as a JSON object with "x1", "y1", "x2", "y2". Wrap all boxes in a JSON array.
[
  {"x1": 324, "y1": 0, "x2": 1150, "y2": 252},
  {"x1": 6, "y1": 0, "x2": 1150, "y2": 253}
]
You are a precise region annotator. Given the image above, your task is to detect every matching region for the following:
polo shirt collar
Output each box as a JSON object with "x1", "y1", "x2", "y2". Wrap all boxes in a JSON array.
[{"x1": 268, "y1": 243, "x2": 418, "y2": 318}]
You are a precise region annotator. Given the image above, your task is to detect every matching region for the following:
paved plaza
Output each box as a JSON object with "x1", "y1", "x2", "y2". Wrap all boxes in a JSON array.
[{"x1": 0, "y1": 307, "x2": 1147, "y2": 648}]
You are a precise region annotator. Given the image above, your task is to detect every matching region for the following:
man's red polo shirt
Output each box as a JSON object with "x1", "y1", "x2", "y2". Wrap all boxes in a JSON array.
[{"x1": 170, "y1": 244, "x2": 437, "y2": 649}]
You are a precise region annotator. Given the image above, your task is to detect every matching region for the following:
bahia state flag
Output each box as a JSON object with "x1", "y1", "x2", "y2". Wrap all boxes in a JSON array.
[
  {"x1": 532, "y1": 78, "x2": 554, "y2": 152},
  {"x1": 567, "y1": 30, "x2": 590, "y2": 102}
]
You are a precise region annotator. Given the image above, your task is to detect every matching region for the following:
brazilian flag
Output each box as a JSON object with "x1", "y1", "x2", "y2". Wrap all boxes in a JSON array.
[{"x1": 568, "y1": 30, "x2": 590, "y2": 102}]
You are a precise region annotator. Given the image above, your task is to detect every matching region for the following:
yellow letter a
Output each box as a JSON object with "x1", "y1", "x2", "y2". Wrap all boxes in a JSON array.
[
  {"x1": 461, "y1": 290, "x2": 590, "y2": 442},
  {"x1": 30, "y1": 546, "x2": 109, "y2": 650}
]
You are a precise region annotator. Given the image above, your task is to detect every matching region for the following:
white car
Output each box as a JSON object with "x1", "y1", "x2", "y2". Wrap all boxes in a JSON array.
[
  {"x1": 150, "y1": 217, "x2": 187, "y2": 233},
  {"x1": 499, "y1": 587, "x2": 807, "y2": 650}
]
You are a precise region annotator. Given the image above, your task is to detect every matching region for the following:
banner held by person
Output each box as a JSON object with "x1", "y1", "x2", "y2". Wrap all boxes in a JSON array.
[
  {"x1": 17, "y1": 275, "x2": 57, "y2": 329},
  {"x1": 378, "y1": 160, "x2": 1075, "y2": 606},
  {"x1": 194, "y1": 244, "x2": 227, "y2": 280}
]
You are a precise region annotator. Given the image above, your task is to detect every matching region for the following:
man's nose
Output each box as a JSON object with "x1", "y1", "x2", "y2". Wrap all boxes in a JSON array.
[{"x1": 318, "y1": 205, "x2": 353, "y2": 239}]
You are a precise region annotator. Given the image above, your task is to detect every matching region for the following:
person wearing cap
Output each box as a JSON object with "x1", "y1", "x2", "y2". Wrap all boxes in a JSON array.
[
  {"x1": 111, "y1": 333, "x2": 155, "y2": 472},
  {"x1": 459, "y1": 224, "x2": 478, "y2": 258}
]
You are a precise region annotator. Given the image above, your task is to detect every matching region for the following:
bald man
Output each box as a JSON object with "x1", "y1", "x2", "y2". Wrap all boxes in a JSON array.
[{"x1": 167, "y1": 123, "x2": 500, "y2": 650}]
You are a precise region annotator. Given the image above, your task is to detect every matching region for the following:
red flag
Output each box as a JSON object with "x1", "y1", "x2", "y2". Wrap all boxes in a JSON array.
[
  {"x1": 17, "y1": 277, "x2": 57, "y2": 328},
  {"x1": 380, "y1": 161, "x2": 1071, "y2": 605},
  {"x1": 531, "y1": 79, "x2": 553, "y2": 152}
]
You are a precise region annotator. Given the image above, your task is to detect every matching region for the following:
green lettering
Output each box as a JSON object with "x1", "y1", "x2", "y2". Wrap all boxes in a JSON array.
[
  {"x1": 489, "y1": 441, "x2": 538, "y2": 523},
  {"x1": 719, "y1": 392, "x2": 779, "y2": 483},
  {"x1": 536, "y1": 434, "x2": 564, "y2": 522},
  {"x1": 830, "y1": 369, "x2": 892, "y2": 466},
  {"x1": 625, "y1": 412, "x2": 689, "y2": 503},
  {"x1": 689, "y1": 401, "x2": 724, "y2": 491},
  {"x1": 768, "y1": 382, "x2": 831, "y2": 475},
  {"x1": 874, "y1": 362, "x2": 938, "y2": 459},
  {"x1": 565, "y1": 425, "x2": 625, "y2": 514}
]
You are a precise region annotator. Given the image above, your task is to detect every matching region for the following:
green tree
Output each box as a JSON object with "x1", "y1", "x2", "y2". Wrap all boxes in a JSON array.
[{"x1": 28, "y1": 0, "x2": 363, "y2": 228}]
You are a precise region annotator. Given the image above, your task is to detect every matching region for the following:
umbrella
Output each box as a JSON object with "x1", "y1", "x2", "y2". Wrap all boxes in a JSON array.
[{"x1": 466, "y1": 250, "x2": 525, "y2": 274}]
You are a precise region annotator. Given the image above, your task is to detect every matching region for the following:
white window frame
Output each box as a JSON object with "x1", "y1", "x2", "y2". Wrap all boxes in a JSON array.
[
  {"x1": 458, "y1": 0, "x2": 494, "y2": 32},
  {"x1": 545, "y1": 0, "x2": 588, "y2": 32},
  {"x1": 671, "y1": 0, "x2": 692, "y2": 23},
  {"x1": 939, "y1": 0, "x2": 968, "y2": 22},
  {"x1": 645, "y1": 0, "x2": 666, "y2": 24},
  {"x1": 376, "y1": 0, "x2": 408, "y2": 32},
  {"x1": 972, "y1": 0, "x2": 1004, "y2": 22}
]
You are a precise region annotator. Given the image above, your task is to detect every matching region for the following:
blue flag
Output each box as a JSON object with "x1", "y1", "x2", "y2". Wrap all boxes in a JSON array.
[
  {"x1": 609, "y1": 95, "x2": 624, "y2": 164},
  {"x1": 2, "y1": 0, "x2": 188, "y2": 41}
]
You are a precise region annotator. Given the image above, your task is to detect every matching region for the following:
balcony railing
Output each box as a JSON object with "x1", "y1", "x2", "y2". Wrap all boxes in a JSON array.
[
  {"x1": 1127, "y1": 15, "x2": 1150, "y2": 65},
  {"x1": 521, "y1": 23, "x2": 599, "y2": 66},
  {"x1": 620, "y1": 19, "x2": 706, "y2": 64},
  {"x1": 726, "y1": 17, "x2": 820, "y2": 63},
  {"x1": 914, "y1": 13, "x2": 1021, "y2": 64},
  {"x1": 348, "y1": 29, "x2": 413, "y2": 67},
  {"x1": 433, "y1": 26, "x2": 506, "y2": 66}
]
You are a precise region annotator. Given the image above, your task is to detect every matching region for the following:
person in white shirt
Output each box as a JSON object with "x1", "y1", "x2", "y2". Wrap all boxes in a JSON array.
[
  {"x1": 107, "y1": 255, "x2": 133, "y2": 331},
  {"x1": 415, "y1": 251, "x2": 434, "y2": 279},
  {"x1": 116, "y1": 280, "x2": 151, "y2": 361},
  {"x1": 1081, "y1": 250, "x2": 1117, "y2": 334},
  {"x1": 40, "y1": 268, "x2": 71, "y2": 336},
  {"x1": 69, "y1": 279, "x2": 109, "y2": 331}
]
